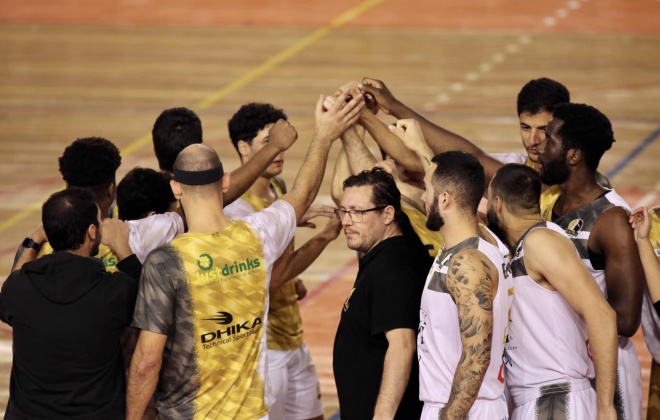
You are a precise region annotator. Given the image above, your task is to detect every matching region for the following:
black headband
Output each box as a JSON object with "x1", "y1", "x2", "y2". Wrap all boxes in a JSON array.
[{"x1": 173, "y1": 164, "x2": 224, "y2": 186}]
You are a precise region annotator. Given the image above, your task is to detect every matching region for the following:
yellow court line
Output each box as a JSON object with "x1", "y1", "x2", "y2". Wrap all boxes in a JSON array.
[{"x1": 0, "y1": 0, "x2": 383, "y2": 235}]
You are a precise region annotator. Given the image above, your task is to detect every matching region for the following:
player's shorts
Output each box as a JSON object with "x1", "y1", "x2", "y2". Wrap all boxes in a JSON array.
[
  {"x1": 647, "y1": 359, "x2": 660, "y2": 419},
  {"x1": 268, "y1": 342, "x2": 323, "y2": 420},
  {"x1": 421, "y1": 396, "x2": 509, "y2": 420},
  {"x1": 616, "y1": 337, "x2": 642, "y2": 420},
  {"x1": 511, "y1": 378, "x2": 595, "y2": 420}
]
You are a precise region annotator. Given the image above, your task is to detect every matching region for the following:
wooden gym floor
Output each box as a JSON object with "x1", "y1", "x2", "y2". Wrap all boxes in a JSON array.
[{"x1": 0, "y1": 0, "x2": 659, "y2": 417}]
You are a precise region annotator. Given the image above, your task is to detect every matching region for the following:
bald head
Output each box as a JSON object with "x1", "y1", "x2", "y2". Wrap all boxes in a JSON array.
[{"x1": 174, "y1": 144, "x2": 221, "y2": 172}]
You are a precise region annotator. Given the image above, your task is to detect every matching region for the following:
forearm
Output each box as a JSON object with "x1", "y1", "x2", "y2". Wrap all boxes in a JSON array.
[
  {"x1": 397, "y1": 183, "x2": 425, "y2": 213},
  {"x1": 442, "y1": 351, "x2": 490, "y2": 420},
  {"x1": 225, "y1": 143, "x2": 280, "y2": 205},
  {"x1": 11, "y1": 246, "x2": 37, "y2": 272},
  {"x1": 637, "y1": 238, "x2": 660, "y2": 303},
  {"x1": 287, "y1": 137, "x2": 333, "y2": 221},
  {"x1": 126, "y1": 357, "x2": 161, "y2": 419},
  {"x1": 374, "y1": 341, "x2": 415, "y2": 419},
  {"x1": 585, "y1": 307, "x2": 618, "y2": 409},
  {"x1": 360, "y1": 112, "x2": 423, "y2": 173},
  {"x1": 331, "y1": 148, "x2": 350, "y2": 205},
  {"x1": 270, "y1": 232, "x2": 336, "y2": 290},
  {"x1": 340, "y1": 130, "x2": 377, "y2": 175}
]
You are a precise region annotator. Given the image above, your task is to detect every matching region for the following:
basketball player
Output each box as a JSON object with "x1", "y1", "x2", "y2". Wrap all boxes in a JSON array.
[
  {"x1": 224, "y1": 102, "x2": 340, "y2": 420},
  {"x1": 126, "y1": 92, "x2": 364, "y2": 419},
  {"x1": 488, "y1": 164, "x2": 618, "y2": 419},
  {"x1": 537, "y1": 103, "x2": 645, "y2": 419},
  {"x1": 417, "y1": 151, "x2": 511, "y2": 419}
]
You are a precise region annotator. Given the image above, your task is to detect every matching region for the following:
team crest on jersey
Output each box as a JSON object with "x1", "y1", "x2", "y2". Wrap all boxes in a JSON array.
[
  {"x1": 343, "y1": 288, "x2": 355, "y2": 312},
  {"x1": 197, "y1": 254, "x2": 213, "y2": 270},
  {"x1": 565, "y1": 219, "x2": 584, "y2": 237}
]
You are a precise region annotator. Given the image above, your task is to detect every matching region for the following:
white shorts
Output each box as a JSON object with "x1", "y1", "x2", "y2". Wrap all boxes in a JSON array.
[
  {"x1": 615, "y1": 337, "x2": 642, "y2": 420},
  {"x1": 511, "y1": 378, "x2": 595, "y2": 420},
  {"x1": 268, "y1": 343, "x2": 323, "y2": 420},
  {"x1": 421, "y1": 397, "x2": 509, "y2": 420}
]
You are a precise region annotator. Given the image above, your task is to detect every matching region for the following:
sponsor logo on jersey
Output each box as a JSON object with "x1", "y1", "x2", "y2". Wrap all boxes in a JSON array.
[
  {"x1": 343, "y1": 288, "x2": 355, "y2": 312},
  {"x1": 194, "y1": 258, "x2": 261, "y2": 283},
  {"x1": 203, "y1": 311, "x2": 233, "y2": 325},
  {"x1": 565, "y1": 218, "x2": 584, "y2": 237},
  {"x1": 200, "y1": 316, "x2": 263, "y2": 349},
  {"x1": 101, "y1": 256, "x2": 117, "y2": 267},
  {"x1": 197, "y1": 254, "x2": 213, "y2": 270}
]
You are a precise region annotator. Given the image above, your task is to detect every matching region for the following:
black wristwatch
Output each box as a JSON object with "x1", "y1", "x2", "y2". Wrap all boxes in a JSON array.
[{"x1": 22, "y1": 237, "x2": 41, "y2": 251}]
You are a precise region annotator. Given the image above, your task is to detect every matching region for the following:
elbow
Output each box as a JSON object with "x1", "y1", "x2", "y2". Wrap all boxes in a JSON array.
[{"x1": 616, "y1": 311, "x2": 641, "y2": 338}]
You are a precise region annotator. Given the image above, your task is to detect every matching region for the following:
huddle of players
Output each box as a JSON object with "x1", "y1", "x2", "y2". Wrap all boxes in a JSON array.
[{"x1": 9, "y1": 75, "x2": 660, "y2": 419}]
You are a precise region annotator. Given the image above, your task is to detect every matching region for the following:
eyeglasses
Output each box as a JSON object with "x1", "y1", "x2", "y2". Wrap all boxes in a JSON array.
[{"x1": 334, "y1": 206, "x2": 386, "y2": 223}]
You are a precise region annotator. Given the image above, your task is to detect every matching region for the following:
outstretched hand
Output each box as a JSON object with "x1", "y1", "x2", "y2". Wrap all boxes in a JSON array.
[
  {"x1": 314, "y1": 90, "x2": 365, "y2": 142},
  {"x1": 298, "y1": 204, "x2": 337, "y2": 228},
  {"x1": 359, "y1": 78, "x2": 398, "y2": 115},
  {"x1": 629, "y1": 206, "x2": 652, "y2": 242}
]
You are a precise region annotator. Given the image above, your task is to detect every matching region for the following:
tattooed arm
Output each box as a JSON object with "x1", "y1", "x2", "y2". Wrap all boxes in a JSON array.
[{"x1": 441, "y1": 248, "x2": 497, "y2": 420}]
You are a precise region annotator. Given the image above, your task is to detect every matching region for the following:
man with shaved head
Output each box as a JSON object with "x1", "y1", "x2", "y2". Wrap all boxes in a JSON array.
[{"x1": 126, "y1": 92, "x2": 365, "y2": 419}]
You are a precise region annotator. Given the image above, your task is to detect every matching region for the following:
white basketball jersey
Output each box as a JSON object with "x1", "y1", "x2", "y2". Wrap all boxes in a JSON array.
[
  {"x1": 418, "y1": 228, "x2": 511, "y2": 407},
  {"x1": 504, "y1": 221, "x2": 594, "y2": 403}
]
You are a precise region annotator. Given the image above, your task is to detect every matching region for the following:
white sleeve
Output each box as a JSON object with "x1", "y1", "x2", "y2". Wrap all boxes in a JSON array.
[
  {"x1": 240, "y1": 200, "x2": 296, "y2": 264},
  {"x1": 128, "y1": 212, "x2": 185, "y2": 263},
  {"x1": 224, "y1": 199, "x2": 255, "y2": 220},
  {"x1": 489, "y1": 152, "x2": 527, "y2": 165}
]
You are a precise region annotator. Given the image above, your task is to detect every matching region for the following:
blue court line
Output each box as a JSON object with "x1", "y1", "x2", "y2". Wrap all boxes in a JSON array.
[
  {"x1": 606, "y1": 125, "x2": 660, "y2": 180},
  {"x1": 329, "y1": 411, "x2": 341, "y2": 420}
]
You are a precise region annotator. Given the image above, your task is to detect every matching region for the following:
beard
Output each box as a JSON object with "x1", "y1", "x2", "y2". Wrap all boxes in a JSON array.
[
  {"x1": 540, "y1": 156, "x2": 570, "y2": 185},
  {"x1": 90, "y1": 230, "x2": 102, "y2": 257},
  {"x1": 426, "y1": 200, "x2": 445, "y2": 231},
  {"x1": 486, "y1": 207, "x2": 507, "y2": 244}
]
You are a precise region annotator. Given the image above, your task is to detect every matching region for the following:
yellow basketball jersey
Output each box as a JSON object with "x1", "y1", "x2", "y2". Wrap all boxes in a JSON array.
[
  {"x1": 240, "y1": 179, "x2": 304, "y2": 351},
  {"x1": 402, "y1": 203, "x2": 444, "y2": 257},
  {"x1": 539, "y1": 184, "x2": 562, "y2": 221},
  {"x1": 650, "y1": 208, "x2": 660, "y2": 258}
]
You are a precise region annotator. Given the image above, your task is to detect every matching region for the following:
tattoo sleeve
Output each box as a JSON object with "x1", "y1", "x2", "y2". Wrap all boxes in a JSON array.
[{"x1": 441, "y1": 249, "x2": 496, "y2": 420}]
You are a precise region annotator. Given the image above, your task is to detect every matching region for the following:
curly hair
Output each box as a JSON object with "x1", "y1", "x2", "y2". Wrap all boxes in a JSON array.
[
  {"x1": 552, "y1": 103, "x2": 615, "y2": 172},
  {"x1": 152, "y1": 107, "x2": 203, "y2": 172},
  {"x1": 228, "y1": 103, "x2": 287, "y2": 155},
  {"x1": 58, "y1": 137, "x2": 121, "y2": 189},
  {"x1": 517, "y1": 77, "x2": 570, "y2": 116},
  {"x1": 117, "y1": 167, "x2": 176, "y2": 221}
]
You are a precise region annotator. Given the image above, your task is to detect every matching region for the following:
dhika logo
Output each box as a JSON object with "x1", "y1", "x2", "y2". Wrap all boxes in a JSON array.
[{"x1": 203, "y1": 311, "x2": 233, "y2": 325}]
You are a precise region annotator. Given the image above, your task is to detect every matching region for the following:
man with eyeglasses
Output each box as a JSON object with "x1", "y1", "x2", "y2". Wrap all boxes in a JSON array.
[{"x1": 332, "y1": 168, "x2": 432, "y2": 420}]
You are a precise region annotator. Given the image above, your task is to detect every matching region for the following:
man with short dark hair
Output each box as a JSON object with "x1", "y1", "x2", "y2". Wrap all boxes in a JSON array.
[
  {"x1": 538, "y1": 103, "x2": 645, "y2": 420},
  {"x1": 417, "y1": 151, "x2": 510, "y2": 420},
  {"x1": 488, "y1": 164, "x2": 618, "y2": 420},
  {"x1": 333, "y1": 168, "x2": 431, "y2": 420},
  {"x1": 226, "y1": 102, "x2": 337, "y2": 420},
  {"x1": 127, "y1": 92, "x2": 364, "y2": 419},
  {"x1": 1, "y1": 188, "x2": 141, "y2": 419}
]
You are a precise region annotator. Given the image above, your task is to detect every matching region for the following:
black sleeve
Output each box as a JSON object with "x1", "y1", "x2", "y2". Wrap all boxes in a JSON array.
[
  {"x1": 370, "y1": 264, "x2": 423, "y2": 336},
  {"x1": 116, "y1": 254, "x2": 141, "y2": 325},
  {"x1": 0, "y1": 274, "x2": 17, "y2": 326},
  {"x1": 654, "y1": 300, "x2": 660, "y2": 318},
  {"x1": 116, "y1": 254, "x2": 142, "y2": 281}
]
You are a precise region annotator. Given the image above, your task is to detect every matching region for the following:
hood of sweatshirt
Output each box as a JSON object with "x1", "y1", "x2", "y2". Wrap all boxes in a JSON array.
[{"x1": 22, "y1": 252, "x2": 108, "y2": 304}]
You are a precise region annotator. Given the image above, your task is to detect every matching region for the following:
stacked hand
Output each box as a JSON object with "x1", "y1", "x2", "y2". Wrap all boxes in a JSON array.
[
  {"x1": 269, "y1": 119, "x2": 299, "y2": 152},
  {"x1": 388, "y1": 119, "x2": 428, "y2": 157},
  {"x1": 314, "y1": 89, "x2": 365, "y2": 142},
  {"x1": 358, "y1": 78, "x2": 399, "y2": 115}
]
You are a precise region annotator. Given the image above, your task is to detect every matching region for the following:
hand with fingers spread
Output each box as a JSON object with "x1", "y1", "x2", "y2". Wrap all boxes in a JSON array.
[
  {"x1": 629, "y1": 206, "x2": 652, "y2": 243},
  {"x1": 314, "y1": 89, "x2": 365, "y2": 142},
  {"x1": 388, "y1": 119, "x2": 434, "y2": 165},
  {"x1": 359, "y1": 78, "x2": 400, "y2": 115},
  {"x1": 269, "y1": 119, "x2": 299, "y2": 152},
  {"x1": 298, "y1": 204, "x2": 338, "y2": 228}
]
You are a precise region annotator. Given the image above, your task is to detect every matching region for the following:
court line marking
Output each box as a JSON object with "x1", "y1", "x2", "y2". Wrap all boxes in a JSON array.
[
  {"x1": 606, "y1": 125, "x2": 660, "y2": 180},
  {"x1": 0, "y1": 0, "x2": 383, "y2": 236}
]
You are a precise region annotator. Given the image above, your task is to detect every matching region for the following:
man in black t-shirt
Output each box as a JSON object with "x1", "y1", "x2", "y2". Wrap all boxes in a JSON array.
[{"x1": 333, "y1": 168, "x2": 432, "y2": 420}]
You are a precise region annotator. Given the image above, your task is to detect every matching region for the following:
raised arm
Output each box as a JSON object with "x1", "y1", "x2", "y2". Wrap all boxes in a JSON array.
[
  {"x1": 331, "y1": 147, "x2": 351, "y2": 205},
  {"x1": 525, "y1": 229, "x2": 617, "y2": 418},
  {"x1": 630, "y1": 207, "x2": 660, "y2": 306},
  {"x1": 442, "y1": 248, "x2": 497, "y2": 419},
  {"x1": 224, "y1": 119, "x2": 298, "y2": 205},
  {"x1": 270, "y1": 217, "x2": 342, "y2": 290},
  {"x1": 359, "y1": 78, "x2": 504, "y2": 183},
  {"x1": 374, "y1": 160, "x2": 425, "y2": 212},
  {"x1": 592, "y1": 207, "x2": 644, "y2": 337},
  {"x1": 11, "y1": 225, "x2": 47, "y2": 272},
  {"x1": 340, "y1": 125, "x2": 378, "y2": 174},
  {"x1": 281, "y1": 91, "x2": 364, "y2": 222}
]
